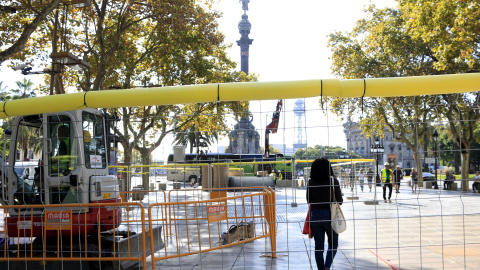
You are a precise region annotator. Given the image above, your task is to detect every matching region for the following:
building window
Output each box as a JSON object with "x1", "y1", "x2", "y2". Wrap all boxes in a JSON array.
[
  {"x1": 355, "y1": 147, "x2": 359, "y2": 154},
  {"x1": 361, "y1": 147, "x2": 365, "y2": 155}
]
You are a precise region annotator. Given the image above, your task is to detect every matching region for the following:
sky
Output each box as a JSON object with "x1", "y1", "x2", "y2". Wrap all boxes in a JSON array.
[
  {"x1": 0, "y1": 0, "x2": 398, "y2": 158},
  {"x1": 213, "y1": 0, "x2": 397, "y2": 151}
]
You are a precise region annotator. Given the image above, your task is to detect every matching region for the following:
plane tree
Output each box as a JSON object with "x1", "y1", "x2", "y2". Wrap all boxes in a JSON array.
[
  {"x1": 0, "y1": 0, "x2": 61, "y2": 64},
  {"x1": 2, "y1": 0, "x2": 256, "y2": 190},
  {"x1": 329, "y1": 1, "x2": 480, "y2": 189},
  {"x1": 328, "y1": 5, "x2": 437, "y2": 182},
  {"x1": 400, "y1": 0, "x2": 480, "y2": 190}
]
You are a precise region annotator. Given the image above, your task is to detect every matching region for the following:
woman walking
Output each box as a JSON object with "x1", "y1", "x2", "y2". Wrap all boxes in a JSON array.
[{"x1": 307, "y1": 158, "x2": 344, "y2": 270}]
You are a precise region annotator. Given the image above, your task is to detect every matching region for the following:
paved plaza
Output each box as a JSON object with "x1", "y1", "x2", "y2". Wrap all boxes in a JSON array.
[{"x1": 153, "y1": 179, "x2": 480, "y2": 270}]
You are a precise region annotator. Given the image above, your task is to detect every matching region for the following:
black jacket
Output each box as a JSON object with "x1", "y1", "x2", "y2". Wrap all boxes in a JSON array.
[{"x1": 307, "y1": 177, "x2": 343, "y2": 210}]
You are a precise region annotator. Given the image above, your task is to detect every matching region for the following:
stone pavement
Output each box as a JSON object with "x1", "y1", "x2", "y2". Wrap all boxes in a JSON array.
[{"x1": 150, "y1": 180, "x2": 480, "y2": 270}]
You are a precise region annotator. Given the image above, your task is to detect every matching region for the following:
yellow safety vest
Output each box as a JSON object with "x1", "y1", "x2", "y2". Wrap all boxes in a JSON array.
[{"x1": 381, "y1": 169, "x2": 392, "y2": 183}]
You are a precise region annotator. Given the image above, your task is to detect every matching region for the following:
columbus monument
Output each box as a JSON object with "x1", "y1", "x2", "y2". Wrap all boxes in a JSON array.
[
  {"x1": 226, "y1": 0, "x2": 261, "y2": 154},
  {"x1": 237, "y1": 0, "x2": 253, "y2": 75}
]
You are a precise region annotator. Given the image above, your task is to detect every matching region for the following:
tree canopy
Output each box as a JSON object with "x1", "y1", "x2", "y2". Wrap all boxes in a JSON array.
[
  {"x1": 0, "y1": 0, "x2": 257, "y2": 190},
  {"x1": 0, "y1": 0, "x2": 61, "y2": 64},
  {"x1": 328, "y1": 0, "x2": 480, "y2": 190}
]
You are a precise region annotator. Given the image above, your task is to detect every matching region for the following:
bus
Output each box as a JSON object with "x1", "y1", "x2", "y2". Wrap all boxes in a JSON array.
[
  {"x1": 166, "y1": 153, "x2": 286, "y2": 183},
  {"x1": 166, "y1": 152, "x2": 283, "y2": 164}
]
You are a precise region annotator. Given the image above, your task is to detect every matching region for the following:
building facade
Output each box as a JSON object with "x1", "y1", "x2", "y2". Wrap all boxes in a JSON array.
[{"x1": 344, "y1": 120, "x2": 419, "y2": 169}]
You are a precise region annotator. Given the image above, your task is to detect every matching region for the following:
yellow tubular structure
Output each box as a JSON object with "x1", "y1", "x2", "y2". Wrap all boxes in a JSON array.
[{"x1": 0, "y1": 73, "x2": 479, "y2": 119}]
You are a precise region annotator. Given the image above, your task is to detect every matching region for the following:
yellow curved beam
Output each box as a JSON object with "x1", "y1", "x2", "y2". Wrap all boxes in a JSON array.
[{"x1": 1, "y1": 73, "x2": 478, "y2": 118}]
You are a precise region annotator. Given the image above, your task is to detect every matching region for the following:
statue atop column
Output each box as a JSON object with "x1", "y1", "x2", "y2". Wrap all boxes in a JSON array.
[{"x1": 240, "y1": 0, "x2": 250, "y2": 11}]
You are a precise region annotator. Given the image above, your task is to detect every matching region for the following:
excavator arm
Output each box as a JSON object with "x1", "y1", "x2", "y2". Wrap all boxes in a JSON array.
[{"x1": 265, "y1": 100, "x2": 283, "y2": 158}]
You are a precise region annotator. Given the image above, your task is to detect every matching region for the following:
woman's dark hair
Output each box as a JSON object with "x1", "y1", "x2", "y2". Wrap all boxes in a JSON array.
[{"x1": 310, "y1": 157, "x2": 334, "y2": 181}]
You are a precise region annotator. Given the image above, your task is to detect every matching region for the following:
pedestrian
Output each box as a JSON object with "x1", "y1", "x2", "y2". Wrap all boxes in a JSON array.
[
  {"x1": 341, "y1": 169, "x2": 347, "y2": 188},
  {"x1": 349, "y1": 169, "x2": 355, "y2": 192},
  {"x1": 366, "y1": 167, "x2": 374, "y2": 192},
  {"x1": 358, "y1": 169, "x2": 365, "y2": 192},
  {"x1": 306, "y1": 157, "x2": 343, "y2": 270},
  {"x1": 411, "y1": 168, "x2": 418, "y2": 194},
  {"x1": 444, "y1": 171, "x2": 455, "y2": 190},
  {"x1": 393, "y1": 165, "x2": 403, "y2": 193},
  {"x1": 381, "y1": 162, "x2": 393, "y2": 202},
  {"x1": 472, "y1": 171, "x2": 480, "y2": 193}
]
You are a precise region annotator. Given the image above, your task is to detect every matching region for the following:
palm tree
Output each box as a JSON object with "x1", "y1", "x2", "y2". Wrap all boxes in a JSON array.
[
  {"x1": 173, "y1": 124, "x2": 218, "y2": 154},
  {"x1": 13, "y1": 78, "x2": 35, "y2": 99},
  {"x1": 0, "y1": 81, "x2": 8, "y2": 101}
]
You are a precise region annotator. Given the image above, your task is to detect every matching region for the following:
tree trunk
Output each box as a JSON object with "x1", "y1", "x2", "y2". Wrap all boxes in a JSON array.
[
  {"x1": 423, "y1": 134, "x2": 429, "y2": 172},
  {"x1": 142, "y1": 150, "x2": 150, "y2": 190},
  {"x1": 460, "y1": 151, "x2": 470, "y2": 191},
  {"x1": 415, "y1": 152, "x2": 424, "y2": 182},
  {"x1": 454, "y1": 142, "x2": 461, "y2": 175},
  {"x1": 120, "y1": 149, "x2": 132, "y2": 202}
]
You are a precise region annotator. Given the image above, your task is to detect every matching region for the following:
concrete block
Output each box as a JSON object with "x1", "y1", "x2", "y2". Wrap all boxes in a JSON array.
[
  {"x1": 158, "y1": 183, "x2": 167, "y2": 190},
  {"x1": 451, "y1": 182, "x2": 458, "y2": 190},
  {"x1": 425, "y1": 181, "x2": 433, "y2": 189},
  {"x1": 229, "y1": 170, "x2": 244, "y2": 177},
  {"x1": 256, "y1": 171, "x2": 268, "y2": 177},
  {"x1": 173, "y1": 182, "x2": 181, "y2": 189},
  {"x1": 275, "y1": 180, "x2": 299, "y2": 187}
]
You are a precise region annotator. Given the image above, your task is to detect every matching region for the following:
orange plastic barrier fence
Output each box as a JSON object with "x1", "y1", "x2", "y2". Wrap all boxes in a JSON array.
[
  {"x1": 0, "y1": 188, "x2": 276, "y2": 270},
  {"x1": 148, "y1": 187, "x2": 276, "y2": 270},
  {"x1": 0, "y1": 202, "x2": 148, "y2": 269}
]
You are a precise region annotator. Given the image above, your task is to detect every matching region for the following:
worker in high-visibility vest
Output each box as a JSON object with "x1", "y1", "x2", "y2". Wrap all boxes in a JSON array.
[
  {"x1": 277, "y1": 171, "x2": 283, "y2": 180},
  {"x1": 381, "y1": 162, "x2": 393, "y2": 202}
]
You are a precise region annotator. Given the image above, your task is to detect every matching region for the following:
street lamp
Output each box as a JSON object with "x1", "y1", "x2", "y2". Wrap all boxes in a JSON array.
[
  {"x1": 432, "y1": 130, "x2": 439, "y2": 189},
  {"x1": 365, "y1": 137, "x2": 384, "y2": 205},
  {"x1": 50, "y1": 52, "x2": 91, "y2": 71}
]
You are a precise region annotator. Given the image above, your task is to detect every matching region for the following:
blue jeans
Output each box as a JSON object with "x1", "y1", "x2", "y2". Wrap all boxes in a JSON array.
[{"x1": 310, "y1": 209, "x2": 339, "y2": 269}]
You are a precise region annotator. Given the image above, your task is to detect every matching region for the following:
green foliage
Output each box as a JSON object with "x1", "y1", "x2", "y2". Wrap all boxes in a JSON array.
[
  {"x1": 0, "y1": 126, "x2": 7, "y2": 156},
  {"x1": 11, "y1": 78, "x2": 36, "y2": 99},
  {"x1": 327, "y1": 1, "x2": 480, "y2": 187},
  {"x1": 173, "y1": 124, "x2": 218, "y2": 154},
  {"x1": 292, "y1": 145, "x2": 356, "y2": 159}
]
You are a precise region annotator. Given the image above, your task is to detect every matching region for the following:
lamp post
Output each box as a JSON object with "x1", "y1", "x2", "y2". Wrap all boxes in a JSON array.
[
  {"x1": 365, "y1": 137, "x2": 384, "y2": 205},
  {"x1": 433, "y1": 130, "x2": 439, "y2": 189}
]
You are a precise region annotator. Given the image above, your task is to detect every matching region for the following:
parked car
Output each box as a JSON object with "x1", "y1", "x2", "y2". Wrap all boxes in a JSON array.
[
  {"x1": 14, "y1": 161, "x2": 38, "y2": 181},
  {"x1": 421, "y1": 172, "x2": 436, "y2": 181}
]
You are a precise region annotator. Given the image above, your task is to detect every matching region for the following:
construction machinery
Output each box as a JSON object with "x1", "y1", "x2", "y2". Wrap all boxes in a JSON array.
[
  {"x1": 264, "y1": 100, "x2": 283, "y2": 158},
  {"x1": 0, "y1": 109, "x2": 162, "y2": 269}
]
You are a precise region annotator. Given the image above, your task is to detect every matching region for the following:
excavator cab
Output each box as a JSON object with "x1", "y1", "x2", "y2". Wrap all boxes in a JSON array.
[
  {"x1": 0, "y1": 109, "x2": 162, "y2": 269},
  {"x1": 1, "y1": 109, "x2": 121, "y2": 236}
]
